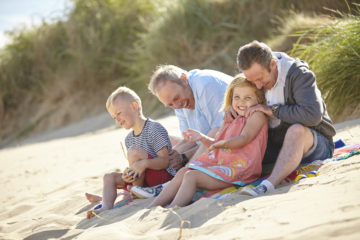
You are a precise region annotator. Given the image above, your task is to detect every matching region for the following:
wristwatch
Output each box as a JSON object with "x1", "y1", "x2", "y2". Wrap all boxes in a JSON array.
[
  {"x1": 181, "y1": 153, "x2": 189, "y2": 166},
  {"x1": 271, "y1": 104, "x2": 280, "y2": 116}
]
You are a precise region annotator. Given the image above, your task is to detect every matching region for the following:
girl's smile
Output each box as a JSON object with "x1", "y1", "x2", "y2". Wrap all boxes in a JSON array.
[{"x1": 232, "y1": 86, "x2": 259, "y2": 116}]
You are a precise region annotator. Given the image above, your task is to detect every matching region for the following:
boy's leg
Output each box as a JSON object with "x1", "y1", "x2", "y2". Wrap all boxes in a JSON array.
[
  {"x1": 87, "y1": 172, "x2": 125, "y2": 219},
  {"x1": 127, "y1": 146, "x2": 148, "y2": 186},
  {"x1": 85, "y1": 192, "x2": 102, "y2": 203},
  {"x1": 170, "y1": 170, "x2": 231, "y2": 207},
  {"x1": 148, "y1": 167, "x2": 188, "y2": 208}
]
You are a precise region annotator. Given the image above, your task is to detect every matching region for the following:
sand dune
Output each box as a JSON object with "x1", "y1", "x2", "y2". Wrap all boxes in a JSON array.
[{"x1": 0, "y1": 115, "x2": 359, "y2": 240}]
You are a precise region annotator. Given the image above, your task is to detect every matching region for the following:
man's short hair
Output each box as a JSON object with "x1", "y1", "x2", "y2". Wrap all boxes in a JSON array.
[
  {"x1": 237, "y1": 40, "x2": 276, "y2": 72},
  {"x1": 148, "y1": 65, "x2": 187, "y2": 95},
  {"x1": 106, "y1": 86, "x2": 142, "y2": 113}
]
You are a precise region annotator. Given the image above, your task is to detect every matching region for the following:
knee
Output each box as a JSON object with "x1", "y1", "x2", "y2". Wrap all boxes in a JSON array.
[
  {"x1": 183, "y1": 170, "x2": 198, "y2": 183},
  {"x1": 103, "y1": 172, "x2": 117, "y2": 183},
  {"x1": 127, "y1": 146, "x2": 148, "y2": 160},
  {"x1": 286, "y1": 124, "x2": 307, "y2": 137}
]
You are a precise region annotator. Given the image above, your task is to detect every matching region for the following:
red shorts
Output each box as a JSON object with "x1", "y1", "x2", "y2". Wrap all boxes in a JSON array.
[{"x1": 145, "y1": 154, "x2": 173, "y2": 187}]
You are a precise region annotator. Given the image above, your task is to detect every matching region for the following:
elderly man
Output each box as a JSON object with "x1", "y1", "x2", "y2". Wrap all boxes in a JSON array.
[
  {"x1": 236, "y1": 41, "x2": 336, "y2": 196},
  {"x1": 130, "y1": 65, "x2": 232, "y2": 198}
]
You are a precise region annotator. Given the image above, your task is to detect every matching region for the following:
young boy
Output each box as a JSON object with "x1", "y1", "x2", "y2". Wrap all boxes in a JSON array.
[{"x1": 85, "y1": 86, "x2": 176, "y2": 218}]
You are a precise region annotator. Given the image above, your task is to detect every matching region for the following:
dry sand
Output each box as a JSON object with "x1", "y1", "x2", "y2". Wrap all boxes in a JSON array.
[{"x1": 0, "y1": 114, "x2": 360, "y2": 240}]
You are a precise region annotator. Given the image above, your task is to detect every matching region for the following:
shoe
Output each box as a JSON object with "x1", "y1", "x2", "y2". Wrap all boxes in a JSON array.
[
  {"x1": 240, "y1": 180, "x2": 274, "y2": 197},
  {"x1": 130, "y1": 184, "x2": 164, "y2": 199}
]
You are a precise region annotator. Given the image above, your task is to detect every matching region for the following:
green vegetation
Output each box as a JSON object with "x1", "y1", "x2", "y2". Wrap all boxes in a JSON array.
[
  {"x1": 291, "y1": 4, "x2": 360, "y2": 121},
  {"x1": 0, "y1": 0, "x2": 358, "y2": 143}
]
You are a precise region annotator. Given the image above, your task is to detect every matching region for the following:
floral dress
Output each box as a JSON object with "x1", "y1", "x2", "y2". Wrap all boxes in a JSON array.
[{"x1": 188, "y1": 116, "x2": 268, "y2": 186}]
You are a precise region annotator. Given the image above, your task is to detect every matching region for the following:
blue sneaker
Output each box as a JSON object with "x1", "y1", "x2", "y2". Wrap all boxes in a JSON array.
[
  {"x1": 240, "y1": 180, "x2": 275, "y2": 196},
  {"x1": 130, "y1": 184, "x2": 164, "y2": 199}
]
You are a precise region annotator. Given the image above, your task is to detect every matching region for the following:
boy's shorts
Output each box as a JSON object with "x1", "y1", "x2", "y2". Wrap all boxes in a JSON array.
[
  {"x1": 263, "y1": 128, "x2": 333, "y2": 165},
  {"x1": 144, "y1": 153, "x2": 173, "y2": 187}
]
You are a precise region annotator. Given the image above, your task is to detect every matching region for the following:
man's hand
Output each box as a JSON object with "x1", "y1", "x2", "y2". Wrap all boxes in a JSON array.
[
  {"x1": 223, "y1": 107, "x2": 238, "y2": 124},
  {"x1": 182, "y1": 129, "x2": 203, "y2": 142},
  {"x1": 169, "y1": 150, "x2": 183, "y2": 170},
  {"x1": 245, "y1": 104, "x2": 272, "y2": 118}
]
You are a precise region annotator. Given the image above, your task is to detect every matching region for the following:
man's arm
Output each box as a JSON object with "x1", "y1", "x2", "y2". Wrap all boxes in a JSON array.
[{"x1": 274, "y1": 65, "x2": 323, "y2": 126}]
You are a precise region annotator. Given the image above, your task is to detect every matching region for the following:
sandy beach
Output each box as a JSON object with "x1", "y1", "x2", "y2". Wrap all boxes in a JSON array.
[{"x1": 0, "y1": 114, "x2": 359, "y2": 240}]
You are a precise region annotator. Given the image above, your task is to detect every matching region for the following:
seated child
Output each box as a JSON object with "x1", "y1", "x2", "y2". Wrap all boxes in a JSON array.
[
  {"x1": 148, "y1": 74, "x2": 268, "y2": 208},
  {"x1": 86, "y1": 86, "x2": 176, "y2": 218}
]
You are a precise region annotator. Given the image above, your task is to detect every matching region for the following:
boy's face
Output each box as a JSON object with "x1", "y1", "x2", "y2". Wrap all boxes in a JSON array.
[
  {"x1": 155, "y1": 76, "x2": 195, "y2": 110},
  {"x1": 107, "y1": 97, "x2": 137, "y2": 129}
]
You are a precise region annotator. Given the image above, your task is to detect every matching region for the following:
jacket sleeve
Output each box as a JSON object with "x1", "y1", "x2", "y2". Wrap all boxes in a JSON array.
[{"x1": 274, "y1": 65, "x2": 324, "y2": 126}]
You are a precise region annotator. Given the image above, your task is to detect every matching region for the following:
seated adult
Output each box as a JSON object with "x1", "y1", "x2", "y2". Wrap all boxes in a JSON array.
[
  {"x1": 131, "y1": 64, "x2": 233, "y2": 197},
  {"x1": 234, "y1": 41, "x2": 336, "y2": 196}
]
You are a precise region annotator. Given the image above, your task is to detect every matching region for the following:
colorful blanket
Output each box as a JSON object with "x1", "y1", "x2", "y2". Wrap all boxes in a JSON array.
[
  {"x1": 93, "y1": 142, "x2": 360, "y2": 209},
  {"x1": 193, "y1": 142, "x2": 360, "y2": 201}
]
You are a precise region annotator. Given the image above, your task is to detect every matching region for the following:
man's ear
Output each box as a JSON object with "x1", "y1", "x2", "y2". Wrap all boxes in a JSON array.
[
  {"x1": 180, "y1": 73, "x2": 189, "y2": 85},
  {"x1": 270, "y1": 59, "x2": 277, "y2": 71}
]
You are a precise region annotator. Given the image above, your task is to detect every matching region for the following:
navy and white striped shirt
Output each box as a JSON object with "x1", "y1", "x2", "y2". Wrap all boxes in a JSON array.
[{"x1": 125, "y1": 119, "x2": 176, "y2": 176}]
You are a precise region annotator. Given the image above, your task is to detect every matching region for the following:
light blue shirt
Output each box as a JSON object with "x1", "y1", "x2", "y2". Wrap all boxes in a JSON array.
[{"x1": 175, "y1": 69, "x2": 232, "y2": 136}]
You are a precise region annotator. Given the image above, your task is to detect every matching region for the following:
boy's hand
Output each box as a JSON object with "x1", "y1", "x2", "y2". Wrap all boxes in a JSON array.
[
  {"x1": 182, "y1": 129, "x2": 202, "y2": 142},
  {"x1": 208, "y1": 140, "x2": 227, "y2": 152},
  {"x1": 122, "y1": 167, "x2": 138, "y2": 183},
  {"x1": 128, "y1": 161, "x2": 146, "y2": 178}
]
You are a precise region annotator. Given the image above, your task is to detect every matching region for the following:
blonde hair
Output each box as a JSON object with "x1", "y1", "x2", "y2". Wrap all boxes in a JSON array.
[
  {"x1": 221, "y1": 74, "x2": 265, "y2": 112},
  {"x1": 106, "y1": 86, "x2": 142, "y2": 113},
  {"x1": 148, "y1": 65, "x2": 187, "y2": 95}
]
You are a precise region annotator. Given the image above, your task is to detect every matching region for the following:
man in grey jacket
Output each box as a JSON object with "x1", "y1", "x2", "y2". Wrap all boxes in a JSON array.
[{"x1": 236, "y1": 40, "x2": 336, "y2": 196}]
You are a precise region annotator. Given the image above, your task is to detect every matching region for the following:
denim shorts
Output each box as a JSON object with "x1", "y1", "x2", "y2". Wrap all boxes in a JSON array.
[
  {"x1": 263, "y1": 128, "x2": 334, "y2": 165},
  {"x1": 301, "y1": 129, "x2": 333, "y2": 164}
]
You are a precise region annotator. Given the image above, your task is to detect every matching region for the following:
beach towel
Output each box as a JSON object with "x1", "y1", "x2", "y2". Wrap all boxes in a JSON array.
[
  {"x1": 90, "y1": 141, "x2": 360, "y2": 210},
  {"x1": 193, "y1": 142, "x2": 360, "y2": 201}
]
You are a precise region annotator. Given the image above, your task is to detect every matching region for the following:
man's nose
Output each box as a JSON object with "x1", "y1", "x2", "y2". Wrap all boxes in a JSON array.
[{"x1": 256, "y1": 82, "x2": 263, "y2": 89}]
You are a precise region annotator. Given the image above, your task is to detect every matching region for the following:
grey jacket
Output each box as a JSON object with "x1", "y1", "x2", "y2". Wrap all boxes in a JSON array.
[{"x1": 272, "y1": 58, "x2": 336, "y2": 147}]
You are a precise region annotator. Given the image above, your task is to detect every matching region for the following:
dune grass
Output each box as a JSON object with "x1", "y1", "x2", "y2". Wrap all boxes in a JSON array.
[
  {"x1": 0, "y1": 0, "x2": 358, "y2": 142},
  {"x1": 291, "y1": 4, "x2": 360, "y2": 120}
]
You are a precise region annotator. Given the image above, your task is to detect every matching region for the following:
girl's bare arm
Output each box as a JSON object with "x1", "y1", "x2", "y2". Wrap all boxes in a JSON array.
[{"x1": 210, "y1": 112, "x2": 267, "y2": 150}]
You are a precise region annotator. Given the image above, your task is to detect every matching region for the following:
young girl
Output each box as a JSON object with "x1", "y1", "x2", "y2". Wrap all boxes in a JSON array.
[
  {"x1": 86, "y1": 87, "x2": 176, "y2": 218},
  {"x1": 148, "y1": 74, "x2": 268, "y2": 208}
]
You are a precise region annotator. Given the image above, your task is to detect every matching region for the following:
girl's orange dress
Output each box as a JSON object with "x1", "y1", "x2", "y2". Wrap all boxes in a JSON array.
[{"x1": 188, "y1": 116, "x2": 268, "y2": 186}]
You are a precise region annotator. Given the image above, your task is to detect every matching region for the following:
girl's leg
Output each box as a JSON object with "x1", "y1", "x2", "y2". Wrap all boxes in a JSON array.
[
  {"x1": 148, "y1": 167, "x2": 189, "y2": 208},
  {"x1": 170, "y1": 170, "x2": 231, "y2": 207}
]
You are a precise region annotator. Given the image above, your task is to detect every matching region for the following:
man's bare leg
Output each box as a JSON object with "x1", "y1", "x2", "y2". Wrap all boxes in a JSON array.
[{"x1": 267, "y1": 124, "x2": 314, "y2": 186}]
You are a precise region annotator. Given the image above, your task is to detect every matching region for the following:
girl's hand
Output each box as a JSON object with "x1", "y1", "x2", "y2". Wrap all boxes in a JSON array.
[
  {"x1": 208, "y1": 140, "x2": 227, "y2": 152},
  {"x1": 182, "y1": 129, "x2": 203, "y2": 142}
]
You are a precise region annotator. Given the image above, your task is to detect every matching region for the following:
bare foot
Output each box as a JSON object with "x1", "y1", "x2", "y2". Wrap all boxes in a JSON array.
[
  {"x1": 85, "y1": 192, "x2": 102, "y2": 203},
  {"x1": 86, "y1": 206, "x2": 109, "y2": 219}
]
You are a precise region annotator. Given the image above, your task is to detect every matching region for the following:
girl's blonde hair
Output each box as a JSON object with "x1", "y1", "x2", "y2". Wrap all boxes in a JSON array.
[
  {"x1": 221, "y1": 74, "x2": 265, "y2": 112},
  {"x1": 106, "y1": 86, "x2": 142, "y2": 113}
]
